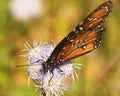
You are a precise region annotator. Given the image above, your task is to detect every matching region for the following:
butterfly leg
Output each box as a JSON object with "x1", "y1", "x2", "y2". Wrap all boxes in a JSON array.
[
  {"x1": 48, "y1": 68, "x2": 54, "y2": 85},
  {"x1": 56, "y1": 65, "x2": 65, "y2": 75}
]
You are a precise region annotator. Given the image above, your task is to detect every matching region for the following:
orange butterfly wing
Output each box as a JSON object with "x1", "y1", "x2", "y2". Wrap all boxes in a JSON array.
[
  {"x1": 45, "y1": 1, "x2": 113, "y2": 68},
  {"x1": 62, "y1": 26, "x2": 105, "y2": 61},
  {"x1": 81, "y1": 0, "x2": 113, "y2": 30}
]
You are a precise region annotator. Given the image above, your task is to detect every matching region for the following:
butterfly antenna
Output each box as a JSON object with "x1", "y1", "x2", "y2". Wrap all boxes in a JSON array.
[
  {"x1": 16, "y1": 59, "x2": 45, "y2": 68},
  {"x1": 16, "y1": 64, "x2": 30, "y2": 67}
]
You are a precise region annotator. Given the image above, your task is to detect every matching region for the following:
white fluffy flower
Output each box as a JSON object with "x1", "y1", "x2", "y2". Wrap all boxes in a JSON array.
[
  {"x1": 22, "y1": 40, "x2": 82, "y2": 96},
  {"x1": 9, "y1": 0, "x2": 42, "y2": 21}
]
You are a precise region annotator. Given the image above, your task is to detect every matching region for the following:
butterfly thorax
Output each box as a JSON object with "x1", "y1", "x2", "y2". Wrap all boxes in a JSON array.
[{"x1": 43, "y1": 58, "x2": 64, "y2": 71}]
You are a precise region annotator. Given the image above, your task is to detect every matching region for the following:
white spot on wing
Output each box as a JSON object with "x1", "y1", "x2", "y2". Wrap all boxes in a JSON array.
[
  {"x1": 75, "y1": 31, "x2": 79, "y2": 33},
  {"x1": 70, "y1": 39, "x2": 74, "y2": 42},
  {"x1": 93, "y1": 18, "x2": 97, "y2": 21},
  {"x1": 82, "y1": 45, "x2": 86, "y2": 49},
  {"x1": 63, "y1": 47, "x2": 65, "y2": 50},
  {"x1": 105, "y1": 6, "x2": 108, "y2": 12},
  {"x1": 88, "y1": 18, "x2": 93, "y2": 21},
  {"x1": 94, "y1": 45, "x2": 97, "y2": 49},
  {"x1": 62, "y1": 53, "x2": 64, "y2": 55},
  {"x1": 79, "y1": 27, "x2": 83, "y2": 30},
  {"x1": 76, "y1": 40, "x2": 79, "y2": 43},
  {"x1": 89, "y1": 24, "x2": 93, "y2": 27}
]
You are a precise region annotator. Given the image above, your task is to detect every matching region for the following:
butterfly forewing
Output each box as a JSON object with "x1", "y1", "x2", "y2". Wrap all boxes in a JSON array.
[{"x1": 45, "y1": 0, "x2": 113, "y2": 69}]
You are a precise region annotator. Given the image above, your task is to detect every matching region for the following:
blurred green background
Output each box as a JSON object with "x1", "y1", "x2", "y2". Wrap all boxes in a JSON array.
[{"x1": 0, "y1": 0, "x2": 120, "y2": 96}]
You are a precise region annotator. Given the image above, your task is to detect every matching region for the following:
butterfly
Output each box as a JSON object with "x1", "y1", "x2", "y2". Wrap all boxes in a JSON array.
[{"x1": 42, "y1": 0, "x2": 113, "y2": 73}]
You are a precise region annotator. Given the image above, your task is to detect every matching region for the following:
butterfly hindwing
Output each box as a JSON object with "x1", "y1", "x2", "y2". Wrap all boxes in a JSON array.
[{"x1": 62, "y1": 26, "x2": 105, "y2": 61}]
